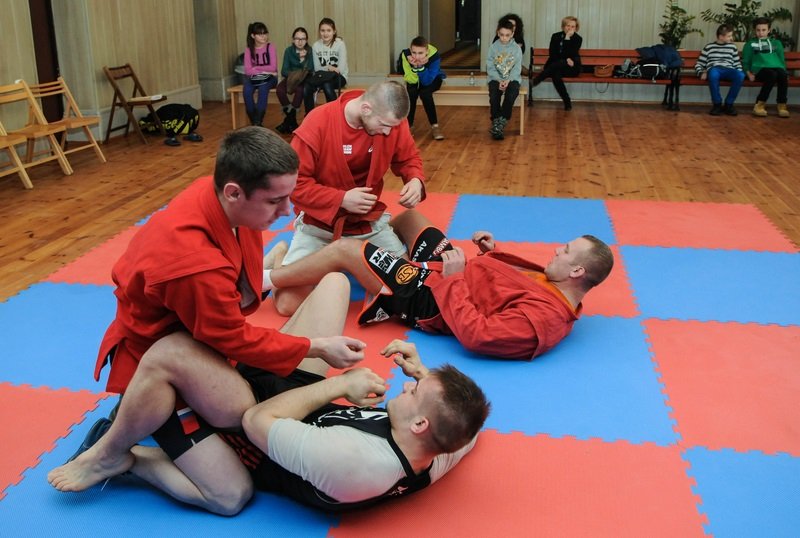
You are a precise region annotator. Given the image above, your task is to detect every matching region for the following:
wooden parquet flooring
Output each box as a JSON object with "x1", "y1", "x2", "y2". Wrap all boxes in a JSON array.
[{"x1": 1, "y1": 99, "x2": 797, "y2": 301}]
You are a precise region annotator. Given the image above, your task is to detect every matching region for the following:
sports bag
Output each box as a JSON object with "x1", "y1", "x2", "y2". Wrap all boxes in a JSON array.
[{"x1": 139, "y1": 104, "x2": 200, "y2": 137}]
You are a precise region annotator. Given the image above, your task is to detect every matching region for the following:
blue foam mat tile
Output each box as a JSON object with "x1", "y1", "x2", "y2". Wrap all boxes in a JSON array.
[
  {"x1": 0, "y1": 399, "x2": 337, "y2": 537},
  {"x1": 622, "y1": 246, "x2": 800, "y2": 325},
  {"x1": 0, "y1": 282, "x2": 114, "y2": 391},
  {"x1": 401, "y1": 317, "x2": 677, "y2": 445},
  {"x1": 684, "y1": 447, "x2": 800, "y2": 537},
  {"x1": 447, "y1": 195, "x2": 616, "y2": 245}
]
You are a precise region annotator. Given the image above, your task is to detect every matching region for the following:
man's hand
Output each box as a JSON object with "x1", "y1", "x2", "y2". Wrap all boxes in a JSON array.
[
  {"x1": 700, "y1": 71, "x2": 707, "y2": 80},
  {"x1": 441, "y1": 246, "x2": 466, "y2": 277},
  {"x1": 747, "y1": 71, "x2": 755, "y2": 82},
  {"x1": 342, "y1": 187, "x2": 378, "y2": 214},
  {"x1": 382, "y1": 340, "x2": 429, "y2": 380},
  {"x1": 472, "y1": 231, "x2": 495, "y2": 254},
  {"x1": 340, "y1": 368, "x2": 386, "y2": 406},
  {"x1": 310, "y1": 336, "x2": 366, "y2": 369},
  {"x1": 398, "y1": 178, "x2": 423, "y2": 208}
]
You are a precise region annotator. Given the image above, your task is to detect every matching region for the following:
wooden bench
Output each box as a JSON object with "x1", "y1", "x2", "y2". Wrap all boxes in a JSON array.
[
  {"x1": 675, "y1": 50, "x2": 800, "y2": 89},
  {"x1": 388, "y1": 74, "x2": 528, "y2": 135},
  {"x1": 230, "y1": 80, "x2": 528, "y2": 135},
  {"x1": 528, "y1": 48, "x2": 680, "y2": 109}
]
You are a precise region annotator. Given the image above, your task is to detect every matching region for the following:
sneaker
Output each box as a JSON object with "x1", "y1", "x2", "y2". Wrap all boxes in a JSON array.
[
  {"x1": 431, "y1": 124, "x2": 444, "y2": 140},
  {"x1": 709, "y1": 104, "x2": 723, "y2": 116},
  {"x1": 752, "y1": 101, "x2": 768, "y2": 117},
  {"x1": 723, "y1": 104, "x2": 738, "y2": 116},
  {"x1": 777, "y1": 103, "x2": 790, "y2": 118}
]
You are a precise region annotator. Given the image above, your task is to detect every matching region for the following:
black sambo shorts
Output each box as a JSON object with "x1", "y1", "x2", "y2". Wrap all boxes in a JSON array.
[{"x1": 357, "y1": 226, "x2": 453, "y2": 326}]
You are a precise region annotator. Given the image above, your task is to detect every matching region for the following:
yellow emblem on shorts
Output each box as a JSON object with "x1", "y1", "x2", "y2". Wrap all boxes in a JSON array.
[{"x1": 396, "y1": 265, "x2": 418, "y2": 284}]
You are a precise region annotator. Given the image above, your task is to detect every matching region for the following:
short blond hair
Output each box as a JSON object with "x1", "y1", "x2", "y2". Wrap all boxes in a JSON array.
[{"x1": 561, "y1": 16, "x2": 580, "y2": 31}]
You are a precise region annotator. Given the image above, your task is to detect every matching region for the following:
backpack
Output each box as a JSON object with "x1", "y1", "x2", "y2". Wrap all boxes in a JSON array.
[
  {"x1": 637, "y1": 57, "x2": 669, "y2": 81},
  {"x1": 139, "y1": 104, "x2": 200, "y2": 137}
]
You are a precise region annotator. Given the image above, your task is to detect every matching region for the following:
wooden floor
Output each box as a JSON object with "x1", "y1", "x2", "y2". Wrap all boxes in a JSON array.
[{"x1": 1, "y1": 99, "x2": 798, "y2": 301}]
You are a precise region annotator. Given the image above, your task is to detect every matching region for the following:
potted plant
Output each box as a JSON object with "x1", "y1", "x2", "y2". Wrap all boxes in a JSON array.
[
  {"x1": 700, "y1": 0, "x2": 794, "y2": 48},
  {"x1": 659, "y1": 1, "x2": 704, "y2": 48}
]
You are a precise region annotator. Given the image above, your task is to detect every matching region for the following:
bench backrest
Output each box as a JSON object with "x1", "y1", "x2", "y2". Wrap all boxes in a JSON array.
[
  {"x1": 680, "y1": 50, "x2": 800, "y2": 74},
  {"x1": 531, "y1": 48, "x2": 637, "y2": 68},
  {"x1": 532, "y1": 47, "x2": 799, "y2": 75}
]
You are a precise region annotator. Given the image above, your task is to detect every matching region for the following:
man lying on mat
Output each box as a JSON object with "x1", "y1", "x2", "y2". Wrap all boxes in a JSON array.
[
  {"x1": 47, "y1": 127, "x2": 364, "y2": 513},
  {"x1": 263, "y1": 209, "x2": 614, "y2": 360},
  {"x1": 50, "y1": 327, "x2": 489, "y2": 514}
]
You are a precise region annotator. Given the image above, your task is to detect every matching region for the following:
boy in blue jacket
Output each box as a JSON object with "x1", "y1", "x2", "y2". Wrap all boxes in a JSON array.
[{"x1": 399, "y1": 36, "x2": 446, "y2": 140}]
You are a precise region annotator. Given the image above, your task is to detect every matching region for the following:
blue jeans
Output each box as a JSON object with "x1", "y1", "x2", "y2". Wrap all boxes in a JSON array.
[
  {"x1": 707, "y1": 67, "x2": 745, "y2": 105},
  {"x1": 243, "y1": 75, "x2": 278, "y2": 114}
]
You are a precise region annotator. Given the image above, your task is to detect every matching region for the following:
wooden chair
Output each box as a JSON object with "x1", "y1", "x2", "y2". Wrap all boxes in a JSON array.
[
  {"x1": 28, "y1": 76, "x2": 106, "y2": 164},
  {"x1": 0, "y1": 80, "x2": 73, "y2": 179},
  {"x1": 0, "y1": 120, "x2": 34, "y2": 189},
  {"x1": 102, "y1": 63, "x2": 167, "y2": 144}
]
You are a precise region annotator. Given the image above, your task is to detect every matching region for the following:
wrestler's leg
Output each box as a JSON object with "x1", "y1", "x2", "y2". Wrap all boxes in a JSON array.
[
  {"x1": 130, "y1": 436, "x2": 252, "y2": 516},
  {"x1": 47, "y1": 333, "x2": 254, "y2": 493},
  {"x1": 388, "y1": 209, "x2": 435, "y2": 247},
  {"x1": 281, "y1": 271, "x2": 351, "y2": 376},
  {"x1": 271, "y1": 238, "x2": 384, "y2": 296}
]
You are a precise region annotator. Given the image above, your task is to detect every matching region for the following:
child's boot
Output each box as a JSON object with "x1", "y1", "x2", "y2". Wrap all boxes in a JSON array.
[
  {"x1": 287, "y1": 108, "x2": 299, "y2": 131},
  {"x1": 752, "y1": 101, "x2": 767, "y2": 117},
  {"x1": 275, "y1": 106, "x2": 292, "y2": 133},
  {"x1": 777, "y1": 103, "x2": 790, "y2": 118}
]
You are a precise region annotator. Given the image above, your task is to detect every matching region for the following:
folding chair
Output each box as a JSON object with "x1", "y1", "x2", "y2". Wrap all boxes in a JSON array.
[
  {"x1": 0, "y1": 120, "x2": 34, "y2": 189},
  {"x1": 0, "y1": 80, "x2": 73, "y2": 179},
  {"x1": 28, "y1": 77, "x2": 106, "y2": 164},
  {"x1": 103, "y1": 64, "x2": 167, "y2": 144}
]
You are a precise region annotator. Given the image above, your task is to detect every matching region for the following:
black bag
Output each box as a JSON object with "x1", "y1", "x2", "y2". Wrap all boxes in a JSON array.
[
  {"x1": 306, "y1": 70, "x2": 339, "y2": 88},
  {"x1": 139, "y1": 104, "x2": 200, "y2": 137},
  {"x1": 638, "y1": 57, "x2": 668, "y2": 81}
]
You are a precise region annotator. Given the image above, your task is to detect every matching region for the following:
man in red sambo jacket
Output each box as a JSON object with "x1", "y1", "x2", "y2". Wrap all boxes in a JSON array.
[
  {"x1": 47, "y1": 128, "x2": 364, "y2": 512},
  {"x1": 264, "y1": 210, "x2": 614, "y2": 360},
  {"x1": 275, "y1": 81, "x2": 426, "y2": 315}
]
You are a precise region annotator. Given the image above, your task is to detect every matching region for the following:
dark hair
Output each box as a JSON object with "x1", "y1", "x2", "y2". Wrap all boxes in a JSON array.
[
  {"x1": 363, "y1": 80, "x2": 410, "y2": 119},
  {"x1": 716, "y1": 24, "x2": 734, "y2": 38},
  {"x1": 247, "y1": 22, "x2": 268, "y2": 62},
  {"x1": 578, "y1": 235, "x2": 614, "y2": 289},
  {"x1": 499, "y1": 13, "x2": 525, "y2": 44},
  {"x1": 213, "y1": 127, "x2": 298, "y2": 198},
  {"x1": 410, "y1": 35, "x2": 428, "y2": 48},
  {"x1": 318, "y1": 17, "x2": 339, "y2": 44},
  {"x1": 496, "y1": 18, "x2": 515, "y2": 33},
  {"x1": 426, "y1": 365, "x2": 491, "y2": 454},
  {"x1": 291, "y1": 26, "x2": 309, "y2": 41},
  {"x1": 753, "y1": 17, "x2": 771, "y2": 29}
]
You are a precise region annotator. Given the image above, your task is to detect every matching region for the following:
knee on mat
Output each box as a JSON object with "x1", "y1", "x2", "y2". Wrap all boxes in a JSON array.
[{"x1": 205, "y1": 478, "x2": 254, "y2": 516}]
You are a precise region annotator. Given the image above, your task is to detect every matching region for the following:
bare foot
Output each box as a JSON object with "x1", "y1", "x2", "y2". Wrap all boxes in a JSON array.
[
  {"x1": 47, "y1": 445, "x2": 134, "y2": 492},
  {"x1": 263, "y1": 241, "x2": 288, "y2": 270}
]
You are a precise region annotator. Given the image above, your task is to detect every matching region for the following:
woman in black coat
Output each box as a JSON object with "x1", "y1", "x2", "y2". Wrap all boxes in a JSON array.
[{"x1": 532, "y1": 16, "x2": 582, "y2": 110}]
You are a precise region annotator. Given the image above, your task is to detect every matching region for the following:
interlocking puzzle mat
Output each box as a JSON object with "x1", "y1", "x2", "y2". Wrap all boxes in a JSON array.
[{"x1": 1, "y1": 192, "x2": 797, "y2": 537}]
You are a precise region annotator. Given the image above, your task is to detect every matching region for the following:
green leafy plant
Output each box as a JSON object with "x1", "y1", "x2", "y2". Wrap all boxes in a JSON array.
[
  {"x1": 659, "y1": 1, "x2": 704, "y2": 48},
  {"x1": 700, "y1": 0, "x2": 793, "y2": 48}
]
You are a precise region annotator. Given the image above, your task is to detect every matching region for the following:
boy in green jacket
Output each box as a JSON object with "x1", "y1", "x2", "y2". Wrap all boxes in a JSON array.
[{"x1": 742, "y1": 17, "x2": 790, "y2": 118}]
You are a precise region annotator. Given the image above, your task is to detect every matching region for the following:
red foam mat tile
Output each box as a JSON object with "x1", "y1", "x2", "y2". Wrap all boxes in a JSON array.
[
  {"x1": 606, "y1": 199, "x2": 797, "y2": 252},
  {"x1": 382, "y1": 191, "x2": 460, "y2": 233},
  {"x1": 450, "y1": 239, "x2": 638, "y2": 318},
  {"x1": 0, "y1": 383, "x2": 104, "y2": 499},
  {"x1": 46, "y1": 226, "x2": 139, "y2": 286},
  {"x1": 331, "y1": 431, "x2": 706, "y2": 537},
  {"x1": 645, "y1": 319, "x2": 800, "y2": 456}
]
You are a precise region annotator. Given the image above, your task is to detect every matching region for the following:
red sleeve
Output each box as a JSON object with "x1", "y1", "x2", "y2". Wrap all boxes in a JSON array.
[
  {"x1": 290, "y1": 136, "x2": 346, "y2": 226},
  {"x1": 161, "y1": 268, "x2": 310, "y2": 375},
  {"x1": 429, "y1": 275, "x2": 538, "y2": 360},
  {"x1": 390, "y1": 122, "x2": 426, "y2": 190}
]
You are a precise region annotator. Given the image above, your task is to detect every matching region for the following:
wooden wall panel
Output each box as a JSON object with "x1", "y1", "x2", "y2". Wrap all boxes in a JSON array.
[{"x1": 0, "y1": 0, "x2": 39, "y2": 129}]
